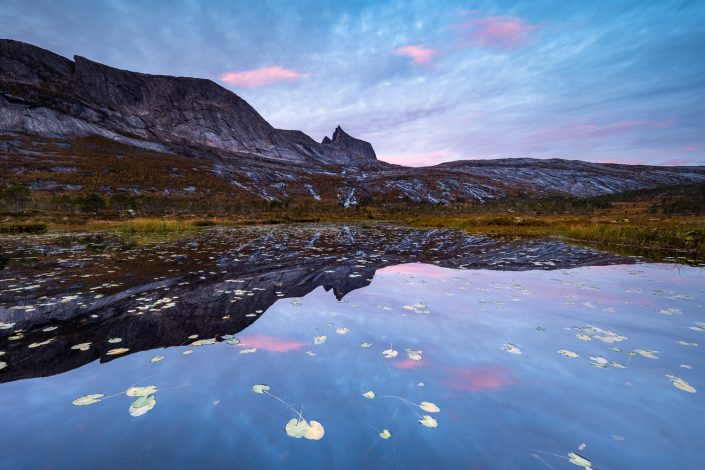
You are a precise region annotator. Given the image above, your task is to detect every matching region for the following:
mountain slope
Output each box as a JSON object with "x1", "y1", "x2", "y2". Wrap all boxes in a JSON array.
[{"x1": 1, "y1": 38, "x2": 704, "y2": 209}]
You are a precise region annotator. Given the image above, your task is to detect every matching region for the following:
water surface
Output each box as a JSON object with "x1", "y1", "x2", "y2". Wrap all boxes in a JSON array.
[{"x1": 1, "y1": 224, "x2": 703, "y2": 469}]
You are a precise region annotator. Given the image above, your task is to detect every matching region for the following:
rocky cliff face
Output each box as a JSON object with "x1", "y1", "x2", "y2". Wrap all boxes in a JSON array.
[
  {"x1": 0, "y1": 39, "x2": 377, "y2": 165},
  {"x1": 2, "y1": 38, "x2": 705, "y2": 205}
]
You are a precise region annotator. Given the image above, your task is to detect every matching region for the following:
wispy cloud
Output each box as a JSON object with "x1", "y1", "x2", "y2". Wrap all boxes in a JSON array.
[
  {"x1": 527, "y1": 119, "x2": 673, "y2": 142},
  {"x1": 393, "y1": 44, "x2": 436, "y2": 64},
  {"x1": 457, "y1": 15, "x2": 540, "y2": 48},
  {"x1": 220, "y1": 66, "x2": 304, "y2": 87}
]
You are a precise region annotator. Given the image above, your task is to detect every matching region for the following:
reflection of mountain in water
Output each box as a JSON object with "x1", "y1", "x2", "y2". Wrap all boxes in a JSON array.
[{"x1": 0, "y1": 223, "x2": 633, "y2": 383}]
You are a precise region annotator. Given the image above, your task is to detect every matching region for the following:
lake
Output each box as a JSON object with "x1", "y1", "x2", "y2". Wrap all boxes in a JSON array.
[{"x1": 1, "y1": 224, "x2": 703, "y2": 469}]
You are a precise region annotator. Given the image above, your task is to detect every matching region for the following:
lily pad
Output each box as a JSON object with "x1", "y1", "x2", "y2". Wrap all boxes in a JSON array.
[
  {"x1": 335, "y1": 327, "x2": 349, "y2": 335},
  {"x1": 419, "y1": 415, "x2": 438, "y2": 428},
  {"x1": 0, "y1": 361, "x2": 6, "y2": 370},
  {"x1": 108, "y1": 337, "x2": 122, "y2": 343},
  {"x1": 151, "y1": 355, "x2": 165, "y2": 363},
  {"x1": 126, "y1": 385, "x2": 158, "y2": 397},
  {"x1": 502, "y1": 343, "x2": 522, "y2": 355},
  {"x1": 72, "y1": 394, "x2": 105, "y2": 406},
  {"x1": 192, "y1": 338, "x2": 217, "y2": 347},
  {"x1": 419, "y1": 401, "x2": 440, "y2": 413},
  {"x1": 285, "y1": 418, "x2": 310, "y2": 438},
  {"x1": 382, "y1": 348, "x2": 398, "y2": 358},
  {"x1": 558, "y1": 350, "x2": 579, "y2": 358},
  {"x1": 567, "y1": 452, "x2": 592, "y2": 468},
  {"x1": 252, "y1": 384, "x2": 270, "y2": 394},
  {"x1": 106, "y1": 348, "x2": 129, "y2": 356},
  {"x1": 407, "y1": 349, "x2": 423, "y2": 361},
  {"x1": 240, "y1": 348, "x2": 257, "y2": 354},
  {"x1": 129, "y1": 395, "x2": 156, "y2": 417},
  {"x1": 183, "y1": 349, "x2": 194, "y2": 355},
  {"x1": 360, "y1": 342, "x2": 372, "y2": 348},
  {"x1": 362, "y1": 391, "x2": 376, "y2": 399},
  {"x1": 666, "y1": 374, "x2": 696, "y2": 393},
  {"x1": 313, "y1": 335, "x2": 327, "y2": 345},
  {"x1": 304, "y1": 420, "x2": 325, "y2": 440},
  {"x1": 379, "y1": 429, "x2": 392, "y2": 439},
  {"x1": 71, "y1": 342, "x2": 92, "y2": 351}
]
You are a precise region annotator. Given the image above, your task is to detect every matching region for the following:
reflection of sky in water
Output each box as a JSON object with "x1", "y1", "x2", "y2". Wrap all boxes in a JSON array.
[{"x1": 1, "y1": 263, "x2": 704, "y2": 469}]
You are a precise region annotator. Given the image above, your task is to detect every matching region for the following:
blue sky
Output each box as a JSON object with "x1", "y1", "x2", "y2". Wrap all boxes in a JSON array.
[{"x1": 2, "y1": 0, "x2": 704, "y2": 166}]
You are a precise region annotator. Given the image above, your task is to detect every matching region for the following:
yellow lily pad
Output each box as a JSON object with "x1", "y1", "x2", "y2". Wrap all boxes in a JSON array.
[
  {"x1": 151, "y1": 355, "x2": 165, "y2": 363},
  {"x1": 129, "y1": 395, "x2": 156, "y2": 417},
  {"x1": 379, "y1": 429, "x2": 391, "y2": 439},
  {"x1": 71, "y1": 342, "x2": 92, "y2": 351},
  {"x1": 362, "y1": 391, "x2": 376, "y2": 399},
  {"x1": 419, "y1": 401, "x2": 440, "y2": 413},
  {"x1": 558, "y1": 350, "x2": 579, "y2": 358},
  {"x1": 304, "y1": 420, "x2": 325, "y2": 440},
  {"x1": 383, "y1": 348, "x2": 398, "y2": 358},
  {"x1": 335, "y1": 327, "x2": 349, "y2": 335},
  {"x1": 419, "y1": 415, "x2": 438, "y2": 428},
  {"x1": 107, "y1": 348, "x2": 129, "y2": 356},
  {"x1": 126, "y1": 385, "x2": 158, "y2": 397},
  {"x1": 313, "y1": 335, "x2": 327, "y2": 345},
  {"x1": 568, "y1": 452, "x2": 592, "y2": 468}
]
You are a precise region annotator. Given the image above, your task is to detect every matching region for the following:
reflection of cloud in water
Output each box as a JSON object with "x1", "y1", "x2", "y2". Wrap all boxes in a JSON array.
[
  {"x1": 238, "y1": 335, "x2": 305, "y2": 352},
  {"x1": 393, "y1": 358, "x2": 425, "y2": 370},
  {"x1": 378, "y1": 263, "x2": 454, "y2": 279},
  {"x1": 444, "y1": 366, "x2": 514, "y2": 392}
]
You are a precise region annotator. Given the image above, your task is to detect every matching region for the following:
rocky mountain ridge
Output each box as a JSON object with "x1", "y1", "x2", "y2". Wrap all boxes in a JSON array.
[{"x1": 2, "y1": 38, "x2": 705, "y2": 206}]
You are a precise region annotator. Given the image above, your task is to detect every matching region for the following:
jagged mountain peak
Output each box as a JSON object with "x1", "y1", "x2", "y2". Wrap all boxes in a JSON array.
[{"x1": 0, "y1": 39, "x2": 377, "y2": 165}]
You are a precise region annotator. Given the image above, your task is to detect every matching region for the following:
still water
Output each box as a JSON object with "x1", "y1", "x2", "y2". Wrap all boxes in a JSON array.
[{"x1": 0, "y1": 224, "x2": 703, "y2": 469}]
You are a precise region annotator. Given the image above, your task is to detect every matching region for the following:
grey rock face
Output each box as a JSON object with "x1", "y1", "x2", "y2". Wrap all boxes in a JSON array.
[{"x1": 0, "y1": 39, "x2": 377, "y2": 164}]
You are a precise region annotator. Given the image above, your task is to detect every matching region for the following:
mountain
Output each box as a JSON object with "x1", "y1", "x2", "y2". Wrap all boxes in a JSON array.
[{"x1": 1, "y1": 38, "x2": 704, "y2": 209}]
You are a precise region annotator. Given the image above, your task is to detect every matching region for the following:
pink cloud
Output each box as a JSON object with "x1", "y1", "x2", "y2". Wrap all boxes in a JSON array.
[
  {"x1": 659, "y1": 157, "x2": 696, "y2": 166},
  {"x1": 379, "y1": 263, "x2": 452, "y2": 279},
  {"x1": 457, "y1": 16, "x2": 540, "y2": 48},
  {"x1": 379, "y1": 150, "x2": 456, "y2": 167},
  {"x1": 219, "y1": 66, "x2": 304, "y2": 87},
  {"x1": 443, "y1": 366, "x2": 514, "y2": 392},
  {"x1": 238, "y1": 335, "x2": 305, "y2": 352},
  {"x1": 394, "y1": 45, "x2": 437, "y2": 65},
  {"x1": 527, "y1": 119, "x2": 673, "y2": 142}
]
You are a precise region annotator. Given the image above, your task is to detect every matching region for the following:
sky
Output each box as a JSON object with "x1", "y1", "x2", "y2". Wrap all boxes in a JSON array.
[{"x1": 2, "y1": 0, "x2": 704, "y2": 166}]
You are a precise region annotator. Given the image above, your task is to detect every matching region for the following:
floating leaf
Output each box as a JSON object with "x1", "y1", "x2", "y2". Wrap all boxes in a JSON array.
[
  {"x1": 183, "y1": 349, "x2": 194, "y2": 355},
  {"x1": 362, "y1": 391, "x2": 376, "y2": 399},
  {"x1": 360, "y1": 342, "x2": 372, "y2": 348},
  {"x1": 225, "y1": 338, "x2": 241, "y2": 346},
  {"x1": 502, "y1": 343, "x2": 522, "y2": 355},
  {"x1": 419, "y1": 415, "x2": 438, "y2": 428},
  {"x1": 187, "y1": 334, "x2": 199, "y2": 340},
  {"x1": 403, "y1": 302, "x2": 430, "y2": 314},
  {"x1": 252, "y1": 384, "x2": 270, "y2": 394},
  {"x1": 240, "y1": 348, "x2": 257, "y2": 354},
  {"x1": 72, "y1": 394, "x2": 104, "y2": 406},
  {"x1": 151, "y1": 355, "x2": 165, "y2": 363},
  {"x1": 305, "y1": 351, "x2": 316, "y2": 356},
  {"x1": 304, "y1": 420, "x2": 325, "y2": 440},
  {"x1": 129, "y1": 395, "x2": 156, "y2": 417},
  {"x1": 126, "y1": 385, "x2": 158, "y2": 397},
  {"x1": 576, "y1": 334, "x2": 591, "y2": 341},
  {"x1": 107, "y1": 348, "x2": 129, "y2": 356},
  {"x1": 335, "y1": 327, "x2": 349, "y2": 335},
  {"x1": 28, "y1": 338, "x2": 54, "y2": 349},
  {"x1": 0, "y1": 361, "x2": 6, "y2": 370},
  {"x1": 567, "y1": 452, "x2": 592, "y2": 468},
  {"x1": 666, "y1": 374, "x2": 696, "y2": 393},
  {"x1": 407, "y1": 349, "x2": 423, "y2": 361},
  {"x1": 313, "y1": 335, "x2": 327, "y2": 345},
  {"x1": 71, "y1": 342, "x2": 92, "y2": 351},
  {"x1": 558, "y1": 350, "x2": 579, "y2": 358},
  {"x1": 634, "y1": 349, "x2": 659, "y2": 359},
  {"x1": 379, "y1": 429, "x2": 391, "y2": 439},
  {"x1": 419, "y1": 401, "x2": 440, "y2": 413},
  {"x1": 382, "y1": 348, "x2": 398, "y2": 358},
  {"x1": 192, "y1": 338, "x2": 216, "y2": 347},
  {"x1": 285, "y1": 418, "x2": 310, "y2": 438},
  {"x1": 108, "y1": 337, "x2": 122, "y2": 344}
]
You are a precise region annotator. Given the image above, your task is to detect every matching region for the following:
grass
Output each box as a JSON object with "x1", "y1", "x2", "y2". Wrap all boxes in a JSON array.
[{"x1": 406, "y1": 214, "x2": 705, "y2": 256}]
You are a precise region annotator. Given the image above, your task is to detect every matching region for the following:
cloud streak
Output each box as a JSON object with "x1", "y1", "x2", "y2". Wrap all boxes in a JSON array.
[
  {"x1": 393, "y1": 45, "x2": 436, "y2": 64},
  {"x1": 220, "y1": 66, "x2": 304, "y2": 87},
  {"x1": 457, "y1": 15, "x2": 540, "y2": 49}
]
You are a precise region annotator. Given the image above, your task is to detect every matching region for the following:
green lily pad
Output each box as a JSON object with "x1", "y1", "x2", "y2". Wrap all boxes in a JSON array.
[
  {"x1": 252, "y1": 384, "x2": 270, "y2": 394},
  {"x1": 285, "y1": 418, "x2": 310, "y2": 438},
  {"x1": 362, "y1": 391, "x2": 376, "y2": 399},
  {"x1": 558, "y1": 350, "x2": 579, "y2": 358},
  {"x1": 72, "y1": 394, "x2": 105, "y2": 406},
  {"x1": 313, "y1": 335, "x2": 327, "y2": 345},
  {"x1": 106, "y1": 348, "x2": 129, "y2": 356},
  {"x1": 379, "y1": 429, "x2": 392, "y2": 439},
  {"x1": 567, "y1": 452, "x2": 592, "y2": 468},
  {"x1": 129, "y1": 395, "x2": 156, "y2": 417},
  {"x1": 151, "y1": 355, "x2": 165, "y2": 363},
  {"x1": 71, "y1": 342, "x2": 92, "y2": 351}
]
